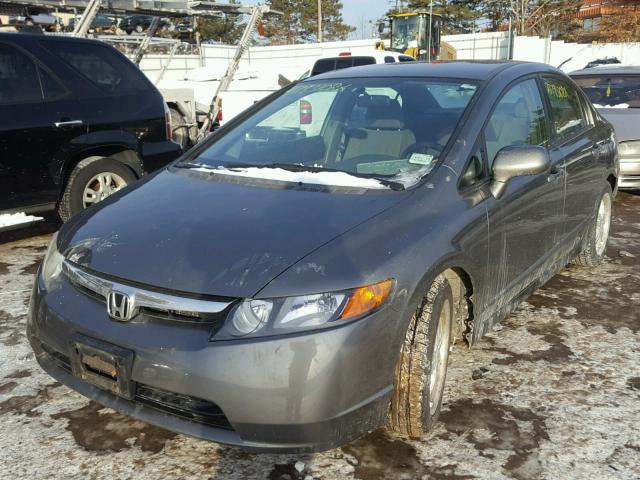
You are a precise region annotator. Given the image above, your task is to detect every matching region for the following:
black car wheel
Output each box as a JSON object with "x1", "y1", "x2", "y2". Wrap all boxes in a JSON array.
[
  {"x1": 58, "y1": 157, "x2": 136, "y2": 221},
  {"x1": 573, "y1": 184, "x2": 613, "y2": 267},
  {"x1": 388, "y1": 275, "x2": 453, "y2": 438}
]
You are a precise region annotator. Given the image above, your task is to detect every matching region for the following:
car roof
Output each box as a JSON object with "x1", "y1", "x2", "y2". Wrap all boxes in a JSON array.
[
  {"x1": 306, "y1": 60, "x2": 555, "y2": 82},
  {"x1": 569, "y1": 65, "x2": 640, "y2": 76},
  {"x1": 0, "y1": 31, "x2": 105, "y2": 46}
]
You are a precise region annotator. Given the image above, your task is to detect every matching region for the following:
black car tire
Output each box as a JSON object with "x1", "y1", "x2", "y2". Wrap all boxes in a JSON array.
[
  {"x1": 388, "y1": 275, "x2": 453, "y2": 438},
  {"x1": 58, "y1": 157, "x2": 136, "y2": 221},
  {"x1": 125, "y1": 29, "x2": 133, "y2": 35},
  {"x1": 572, "y1": 184, "x2": 613, "y2": 267}
]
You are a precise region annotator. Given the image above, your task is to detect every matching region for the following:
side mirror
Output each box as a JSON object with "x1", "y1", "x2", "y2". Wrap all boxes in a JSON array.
[
  {"x1": 490, "y1": 145, "x2": 550, "y2": 198},
  {"x1": 377, "y1": 21, "x2": 385, "y2": 34}
]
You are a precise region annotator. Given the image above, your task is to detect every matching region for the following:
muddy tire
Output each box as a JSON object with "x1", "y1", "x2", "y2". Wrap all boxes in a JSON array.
[
  {"x1": 58, "y1": 157, "x2": 136, "y2": 222},
  {"x1": 388, "y1": 275, "x2": 454, "y2": 438},
  {"x1": 572, "y1": 185, "x2": 613, "y2": 267}
]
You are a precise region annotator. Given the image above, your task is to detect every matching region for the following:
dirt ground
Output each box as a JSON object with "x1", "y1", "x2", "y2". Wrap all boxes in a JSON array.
[{"x1": 0, "y1": 193, "x2": 638, "y2": 480}]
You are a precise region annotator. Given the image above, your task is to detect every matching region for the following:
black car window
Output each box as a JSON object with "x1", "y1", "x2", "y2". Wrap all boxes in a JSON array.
[
  {"x1": 39, "y1": 66, "x2": 67, "y2": 100},
  {"x1": 41, "y1": 40, "x2": 148, "y2": 94},
  {"x1": 572, "y1": 74, "x2": 640, "y2": 108},
  {"x1": 543, "y1": 77, "x2": 586, "y2": 141},
  {"x1": 0, "y1": 43, "x2": 42, "y2": 104},
  {"x1": 384, "y1": 56, "x2": 396, "y2": 63},
  {"x1": 485, "y1": 78, "x2": 549, "y2": 168}
]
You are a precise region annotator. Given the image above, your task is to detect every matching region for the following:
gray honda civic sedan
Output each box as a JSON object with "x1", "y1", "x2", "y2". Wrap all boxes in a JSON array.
[{"x1": 28, "y1": 61, "x2": 617, "y2": 452}]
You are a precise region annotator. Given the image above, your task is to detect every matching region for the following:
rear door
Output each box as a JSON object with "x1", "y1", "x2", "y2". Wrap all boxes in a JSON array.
[
  {"x1": 0, "y1": 41, "x2": 86, "y2": 212},
  {"x1": 541, "y1": 76, "x2": 601, "y2": 243},
  {"x1": 481, "y1": 77, "x2": 565, "y2": 304},
  {"x1": 40, "y1": 39, "x2": 163, "y2": 150}
]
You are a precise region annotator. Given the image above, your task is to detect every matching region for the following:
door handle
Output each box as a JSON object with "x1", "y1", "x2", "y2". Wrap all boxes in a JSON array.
[{"x1": 54, "y1": 120, "x2": 84, "y2": 128}]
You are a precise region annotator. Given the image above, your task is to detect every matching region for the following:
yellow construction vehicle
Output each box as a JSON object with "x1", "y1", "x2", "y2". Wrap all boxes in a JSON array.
[{"x1": 379, "y1": 11, "x2": 456, "y2": 61}]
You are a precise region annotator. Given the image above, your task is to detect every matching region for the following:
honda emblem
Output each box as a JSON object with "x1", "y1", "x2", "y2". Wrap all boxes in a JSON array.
[{"x1": 107, "y1": 291, "x2": 132, "y2": 321}]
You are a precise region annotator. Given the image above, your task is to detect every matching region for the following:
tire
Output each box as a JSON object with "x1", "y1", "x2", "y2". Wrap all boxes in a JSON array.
[
  {"x1": 170, "y1": 108, "x2": 190, "y2": 150},
  {"x1": 58, "y1": 157, "x2": 137, "y2": 222},
  {"x1": 572, "y1": 185, "x2": 613, "y2": 267},
  {"x1": 388, "y1": 275, "x2": 454, "y2": 438},
  {"x1": 125, "y1": 29, "x2": 133, "y2": 35}
]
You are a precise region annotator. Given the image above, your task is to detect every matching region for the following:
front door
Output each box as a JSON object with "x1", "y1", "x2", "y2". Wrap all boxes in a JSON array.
[
  {"x1": 481, "y1": 77, "x2": 565, "y2": 309},
  {"x1": 0, "y1": 42, "x2": 86, "y2": 212}
]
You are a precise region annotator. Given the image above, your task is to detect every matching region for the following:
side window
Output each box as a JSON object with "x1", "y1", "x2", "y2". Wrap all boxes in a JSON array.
[
  {"x1": 543, "y1": 77, "x2": 586, "y2": 141},
  {"x1": 0, "y1": 43, "x2": 42, "y2": 104},
  {"x1": 39, "y1": 67, "x2": 67, "y2": 100},
  {"x1": 485, "y1": 79, "x2": 549, "y2": 168},
  {"x1": 41, "y1": 41, "x2": 148, "y2": 94},
  {"x1": 384, "y1": 56, "x2": 396, "y2": 63}
]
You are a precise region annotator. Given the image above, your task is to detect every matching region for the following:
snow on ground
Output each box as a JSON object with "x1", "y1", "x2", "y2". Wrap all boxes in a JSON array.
[
  {"x1": 0, "y1": 193, "x2": 639, "y2": 479},
  {"x1": 0, "y1": 213, "x2": 43, "y2": 229}
]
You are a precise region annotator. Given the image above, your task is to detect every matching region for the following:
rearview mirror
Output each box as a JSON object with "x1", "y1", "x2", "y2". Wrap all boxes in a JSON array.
[{"x1": 490, "y1": 145, "x2": 550, "y2": 198}]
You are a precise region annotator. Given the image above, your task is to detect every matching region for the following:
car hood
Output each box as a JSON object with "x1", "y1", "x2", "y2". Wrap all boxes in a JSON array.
[
  {"x1": 596, "y1": 108, "x2": 639, "y2": 143},
  {"x1": 58, "y1": 168, "x2": 406, "y2": 298}
]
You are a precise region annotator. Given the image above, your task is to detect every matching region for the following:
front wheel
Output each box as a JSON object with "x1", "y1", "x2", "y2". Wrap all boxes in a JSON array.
[
  {"x1": 58, "y1": 157, "x2": 136, "y2": 221},
  {"x1": 388, "y1": 275, "x2": 453, "y2": 438},
  {"x1": 572, "y1": 185, "x2": 613, "y2": 267}
]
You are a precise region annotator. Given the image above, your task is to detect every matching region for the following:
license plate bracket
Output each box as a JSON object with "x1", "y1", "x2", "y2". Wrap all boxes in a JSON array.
[{"x1": 69, "y1": 334, "x2": 135, "y2": 400}]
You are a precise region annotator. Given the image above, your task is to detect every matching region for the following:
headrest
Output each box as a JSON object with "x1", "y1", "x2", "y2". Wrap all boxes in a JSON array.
[{"x1": 361, "y1": 95, "x2": 405, "y2": 130}]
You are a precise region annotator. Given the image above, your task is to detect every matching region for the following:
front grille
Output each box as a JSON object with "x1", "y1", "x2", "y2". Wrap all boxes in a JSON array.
[{"x1": 135, "y1": 384, "x2": 234, "y2": 430}]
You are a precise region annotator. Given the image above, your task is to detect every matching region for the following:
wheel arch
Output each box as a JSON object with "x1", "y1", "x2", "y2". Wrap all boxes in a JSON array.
[
  {"x1": 407, "y1": 262, "x2": 477, "y2": 348},
  {"x1": 58, "y1": 146, "x2": 144, "y2": 199}
]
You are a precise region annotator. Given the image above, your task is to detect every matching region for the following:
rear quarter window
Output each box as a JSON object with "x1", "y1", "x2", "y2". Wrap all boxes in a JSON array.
[
  {"x1": 41, "y1": 40, "x2": 149, "y2": 94},
  {"x1": 311, "y1": 56, "x2": 375, "y2": 76}
]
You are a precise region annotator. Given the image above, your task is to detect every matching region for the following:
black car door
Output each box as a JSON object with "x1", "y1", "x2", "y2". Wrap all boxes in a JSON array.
[
  {"x1": 481, "y1": 77, "x2": 565, "y2": 310},
  {"x1": 541, "y1": 76, "x2": 603, "y2": 244},
  {"x1": 0, "y1": 41, "x2": 86, "y2": 212}
]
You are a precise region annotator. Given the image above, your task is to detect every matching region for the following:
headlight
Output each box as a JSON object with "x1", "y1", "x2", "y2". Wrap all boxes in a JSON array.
[
  {"x1": 41, "y1": 232, "x2": 64, "y2": 291},
  {"x1": 618, "y1": 140, "x2": 640, "y2": 157},
  {"x1": 215, "y1": 279, "x2": 394, "y2": 340}
]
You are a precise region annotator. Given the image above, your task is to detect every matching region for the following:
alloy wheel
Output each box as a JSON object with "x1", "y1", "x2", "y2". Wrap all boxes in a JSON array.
[{"x1": 82, "y1": 172, "x2": 127, "y2": 208}]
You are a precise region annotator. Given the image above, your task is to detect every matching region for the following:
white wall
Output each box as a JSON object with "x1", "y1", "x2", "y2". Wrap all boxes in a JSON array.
[
  {"x1": 140, "y1": 33, "x2": 640, "y2": 84},
  {"x1": 442, "y1": 31, "x2": 511, "y2": 60},
  {"x1": 513, "y1": 36, "x2": 640, "y2": 71}
]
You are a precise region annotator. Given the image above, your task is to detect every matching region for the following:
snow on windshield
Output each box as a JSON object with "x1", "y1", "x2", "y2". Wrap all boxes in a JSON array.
[{"x1": 191, "y1": 166, "x2": 388, "y2": 189}]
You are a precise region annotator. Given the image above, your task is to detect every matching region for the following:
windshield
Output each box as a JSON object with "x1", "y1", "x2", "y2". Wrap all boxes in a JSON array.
[
  {"x1": 391, "y1": 16, "x2": 426, "y2": 51},
  {"x1": 573, "y1": 74, "x2": 640, "y2": 108},
  {"x1": 184, "y1": 77, "x2": 478, "y2": 188}
]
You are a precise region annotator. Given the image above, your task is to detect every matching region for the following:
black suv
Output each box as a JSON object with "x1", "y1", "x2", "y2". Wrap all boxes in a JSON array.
[
  {"x1": 119, "y1": 16, "x2": 170, "y2": 35},
  {"x1": 0, "y1": 33, "x2": 181, "y2": 221}
]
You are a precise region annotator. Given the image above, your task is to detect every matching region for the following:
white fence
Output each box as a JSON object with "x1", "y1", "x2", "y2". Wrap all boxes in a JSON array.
[
  {"x1": 513, "y1": 36, "x2": 640, "y2": 71},
  {"x1": 139, "y1": 33, "x2": 640, "y2": 83}
]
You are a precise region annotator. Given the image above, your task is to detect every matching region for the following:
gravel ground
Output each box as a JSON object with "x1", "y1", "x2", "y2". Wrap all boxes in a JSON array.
[{"x1": 0, "y1": 193, "x2": 638, "y2": 480}]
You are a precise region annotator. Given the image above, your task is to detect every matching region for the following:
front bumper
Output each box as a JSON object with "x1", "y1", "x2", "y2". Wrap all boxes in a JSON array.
[
  {"x1": 619, "y1": 157, "x2": 640, "y2": 189},
  {"x1": 27, "y1": 272, "x2": 398, "y2": 452},
  {"x1": 140, "y1": 139, "x2": 182, "y2": 174}
]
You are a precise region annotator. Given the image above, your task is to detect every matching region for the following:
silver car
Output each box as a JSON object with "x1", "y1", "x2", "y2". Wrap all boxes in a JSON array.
[{"x1": 571, "y1": 66, "x2": 640, "y2": 189}]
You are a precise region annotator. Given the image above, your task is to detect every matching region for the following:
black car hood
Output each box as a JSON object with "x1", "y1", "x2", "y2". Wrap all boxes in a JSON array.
[{"x1": 58, "y1": 168, "x2": 406, "y2": 298}]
